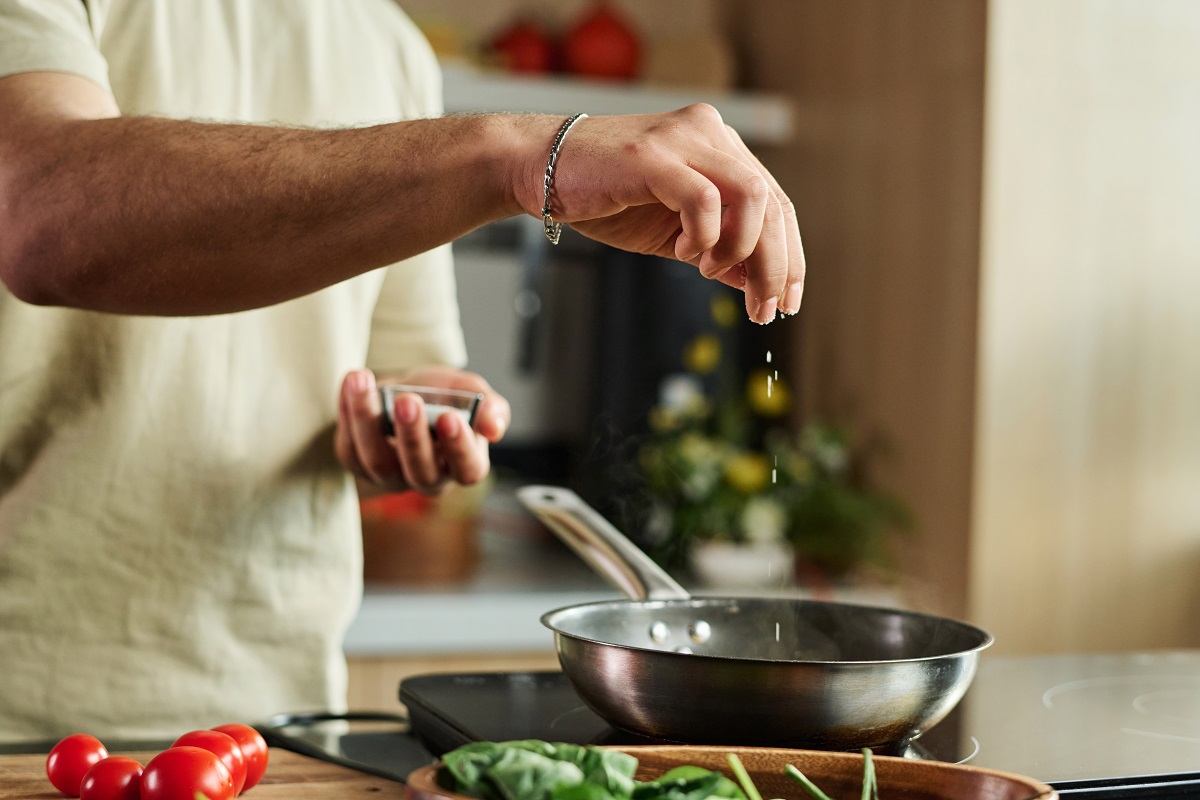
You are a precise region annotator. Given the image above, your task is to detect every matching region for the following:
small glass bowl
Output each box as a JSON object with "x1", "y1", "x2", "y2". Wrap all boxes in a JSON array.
[{"x1": 378, "y1": 384, "x2": 484, "y2": 437}]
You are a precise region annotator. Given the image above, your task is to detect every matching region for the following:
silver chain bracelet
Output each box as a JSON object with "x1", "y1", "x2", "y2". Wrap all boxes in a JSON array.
[{"x1": 541, "y1": 112, "x2": 588, "y2": 245}]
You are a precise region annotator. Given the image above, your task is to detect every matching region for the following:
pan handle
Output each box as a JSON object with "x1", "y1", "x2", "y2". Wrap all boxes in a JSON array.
[{"x1": 517, "y1": 485, "x2": 691, "y2": 601}]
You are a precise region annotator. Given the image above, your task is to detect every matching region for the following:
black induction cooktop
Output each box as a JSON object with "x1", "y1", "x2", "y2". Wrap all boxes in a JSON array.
[{"x1": 265, "y1": 651, "x2": 1200, "y2": 799}]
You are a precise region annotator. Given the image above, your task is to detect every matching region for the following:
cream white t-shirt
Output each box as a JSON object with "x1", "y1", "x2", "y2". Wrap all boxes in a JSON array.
[{"x1": 0, "y1": 0, "x2": 467, "y2": 740}]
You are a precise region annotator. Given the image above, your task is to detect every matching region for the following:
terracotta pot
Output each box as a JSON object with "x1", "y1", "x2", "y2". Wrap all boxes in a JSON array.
[
  {"x1": 688, "y1": 539, "x2": 795, "y2": 590},
  {"x1": 360, "y1": 497, "x2": 480, "y2": 585}
]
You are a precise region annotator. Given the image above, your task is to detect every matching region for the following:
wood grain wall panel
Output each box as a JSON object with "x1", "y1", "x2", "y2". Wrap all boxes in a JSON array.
[
  {"x1": 729, "y1": 1, "x2": 988, "y2": 618},
  {"x1": 971, "y1": 0, "x2": 1200, "y2": 652}
]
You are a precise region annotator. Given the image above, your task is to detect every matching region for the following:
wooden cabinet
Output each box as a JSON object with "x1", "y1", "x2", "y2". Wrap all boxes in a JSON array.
[{"x1": 346, "y1": 652, "x2": 560, "y2": 713}]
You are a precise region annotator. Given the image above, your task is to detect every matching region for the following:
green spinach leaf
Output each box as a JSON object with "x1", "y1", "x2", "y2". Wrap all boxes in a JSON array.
[
  {"x1": 486, "y1": 749, "x2": 587, "y2": 800},
  {"x1": 633, "y1": 766, "x2": 746, "y2": 800},
  {"x1": 442, "y1": 740, "x2": 637, "y2": 800},
  {"x1": 552, "y1": 782, "x2": 622, "y2": 800}
]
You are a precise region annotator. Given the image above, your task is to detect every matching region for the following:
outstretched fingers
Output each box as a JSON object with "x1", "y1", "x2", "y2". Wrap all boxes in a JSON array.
[
  {"x1": 693, "y1": 151, "x2": 772, "y2": 279},
  {"x1": 648, "y1": 153, "x2": 769, "y2": 290},
  {"x1": 724, "y1": 125, "x2": 806, "y2": 317},
  {"x1": 742, "y1": 199, "x2": 789, "y2": 323},
  {"x1": 646, "y1": 131, "x2": 800, "y2": 323},
  {"x1": 551, "y1": 105, "x2": 804, "y2": 323}
]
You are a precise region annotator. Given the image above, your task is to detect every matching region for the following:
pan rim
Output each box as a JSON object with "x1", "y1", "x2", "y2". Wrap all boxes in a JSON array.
[{"x1": 539, "y1": 595, "x2": 994, "y2": 665}]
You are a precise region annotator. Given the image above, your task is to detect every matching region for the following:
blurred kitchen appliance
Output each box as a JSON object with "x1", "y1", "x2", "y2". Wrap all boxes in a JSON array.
[
  {"x1": 453, "y1": 219, "x2": 743, "y2": 491},
  {"x1": 452, "y1": 218, "x2": 596, "y2": 478}
]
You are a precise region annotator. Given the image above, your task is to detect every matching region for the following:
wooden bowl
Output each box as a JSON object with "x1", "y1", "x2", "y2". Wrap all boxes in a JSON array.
[{"x1": 406, "y1": 745, "x2": 1057, "y2": 800}]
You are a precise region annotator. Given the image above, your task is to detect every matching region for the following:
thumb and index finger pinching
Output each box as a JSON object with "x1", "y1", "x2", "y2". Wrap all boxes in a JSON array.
[
  {"x1": 673, "y1": 184, "x2": 805, "y2": 325},
  {"x1": 655, "y1": 121, "x2": 805, "y2": 325},
  {"x1": 723, "y1": 123, "x2": 805, "y2": 322}
]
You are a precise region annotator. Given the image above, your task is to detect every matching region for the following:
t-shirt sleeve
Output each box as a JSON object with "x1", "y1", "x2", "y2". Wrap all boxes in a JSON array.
[
  {"x1": 0, "y1": 0, "x2": 111, "y2": 90},
  {"x1": 365, "y1": 244, "x2": 468, "y2": 374},
  {"x1": 364, "y1": 11, "x2": 466, "y2": 375}
]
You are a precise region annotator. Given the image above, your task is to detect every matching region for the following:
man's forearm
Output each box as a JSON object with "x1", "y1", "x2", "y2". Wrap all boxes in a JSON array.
[{"x1": 0, "y1": 112, "x2": 548, "y2": 314}]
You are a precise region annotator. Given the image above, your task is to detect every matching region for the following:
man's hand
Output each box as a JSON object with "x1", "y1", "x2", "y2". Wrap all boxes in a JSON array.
[
  {"x1": 510, "y1": 105, "x2": 806, "y2": 325},
  {"x1": 333, "y1": 366, "x2": 510, "y2": 496}
]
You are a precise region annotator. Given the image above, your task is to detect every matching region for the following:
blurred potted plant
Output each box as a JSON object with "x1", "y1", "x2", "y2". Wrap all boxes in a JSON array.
[{"x1": 629, "y1": 293, "x2": 908, "y2": 588}]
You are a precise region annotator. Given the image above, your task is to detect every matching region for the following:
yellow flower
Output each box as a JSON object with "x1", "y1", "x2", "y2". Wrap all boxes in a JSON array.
[
  {"x1": 746, "y1": 369, "x2": 792, "y2": 417},
  {"x1": 683, "y1": 334, "x2": 721, "y2": 375},
  {"x1": 648, "y1": 405, "x2": 678, "y2": 432},
  {"x1": 724, "y1": 451, "x2": 770, "y2": 494},
  {"x1": 711, "y1": 293, "x2": 739, "y2": 328}
]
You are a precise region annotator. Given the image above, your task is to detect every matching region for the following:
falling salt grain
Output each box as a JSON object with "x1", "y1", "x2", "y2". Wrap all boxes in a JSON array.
[
  {"x1": 767, "y1": 352, "x2": 778, "y2": 483},
  {"x1": 775, "y1": 622, "x2": 781, "y2": 642}
]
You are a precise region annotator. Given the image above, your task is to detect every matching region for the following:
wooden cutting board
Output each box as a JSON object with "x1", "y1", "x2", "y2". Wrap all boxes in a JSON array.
[{"x1": 0, "y1": 747, "x2": 406, "y2": 798}]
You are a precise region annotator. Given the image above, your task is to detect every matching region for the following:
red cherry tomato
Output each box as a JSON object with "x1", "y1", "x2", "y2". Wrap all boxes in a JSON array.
[
  {"x1": 140, "y1": 746, "x2": 234, "y2": 800},
  {"x1": 172, "y1": 730, "x2": 246, "y2": 795},
  {"x1": 210, "y1": 724, "x2": 268, "y2": 791},
  {"x1": 47, "y1": 734, "x2": 109, "y2": 796},
  {"x1": 79, "y1": 756, "x2": 143, "y2": 800}
]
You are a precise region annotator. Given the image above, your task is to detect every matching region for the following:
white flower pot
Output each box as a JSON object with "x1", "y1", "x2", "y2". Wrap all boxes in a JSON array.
[{"x1": 688, "y1": 540, "x2": 795, "y2": 590}]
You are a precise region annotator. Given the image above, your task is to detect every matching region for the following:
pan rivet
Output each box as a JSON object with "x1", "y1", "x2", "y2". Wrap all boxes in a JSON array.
[
  {"x1": 688, "y1": 620, "x2": 712, "y2": 643},
  {"x1": 673, "y1": 646, "x2": 694, "y2": 654},
  {"x1": 649, "y1": 621, "x2": 670, "y2": 643}
]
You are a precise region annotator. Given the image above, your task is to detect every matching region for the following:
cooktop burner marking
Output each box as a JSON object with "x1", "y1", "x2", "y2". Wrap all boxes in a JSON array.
[
  {"x1": 954, "y1": 736, "x2": 980, "y2": 764},
  {"x1": 1131, "y1": 688, "x2": 1200, "y2": 721},
  {"x1": 1042, "y1": 674, "x2": 1200, "y2": 709},
  {"x1": 1120, "y1": 727, "x2": 1200, "y2": 745}
]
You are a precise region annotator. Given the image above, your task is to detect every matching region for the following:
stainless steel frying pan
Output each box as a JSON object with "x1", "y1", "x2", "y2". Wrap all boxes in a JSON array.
[{"x1": 518, "y1": 485, "x2": 993, "y2": 749}]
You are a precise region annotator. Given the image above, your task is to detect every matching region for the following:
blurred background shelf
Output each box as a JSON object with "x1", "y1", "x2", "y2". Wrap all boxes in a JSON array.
[{"x1": 441, "y1": 62, "x2": 794, "y2": 144}]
